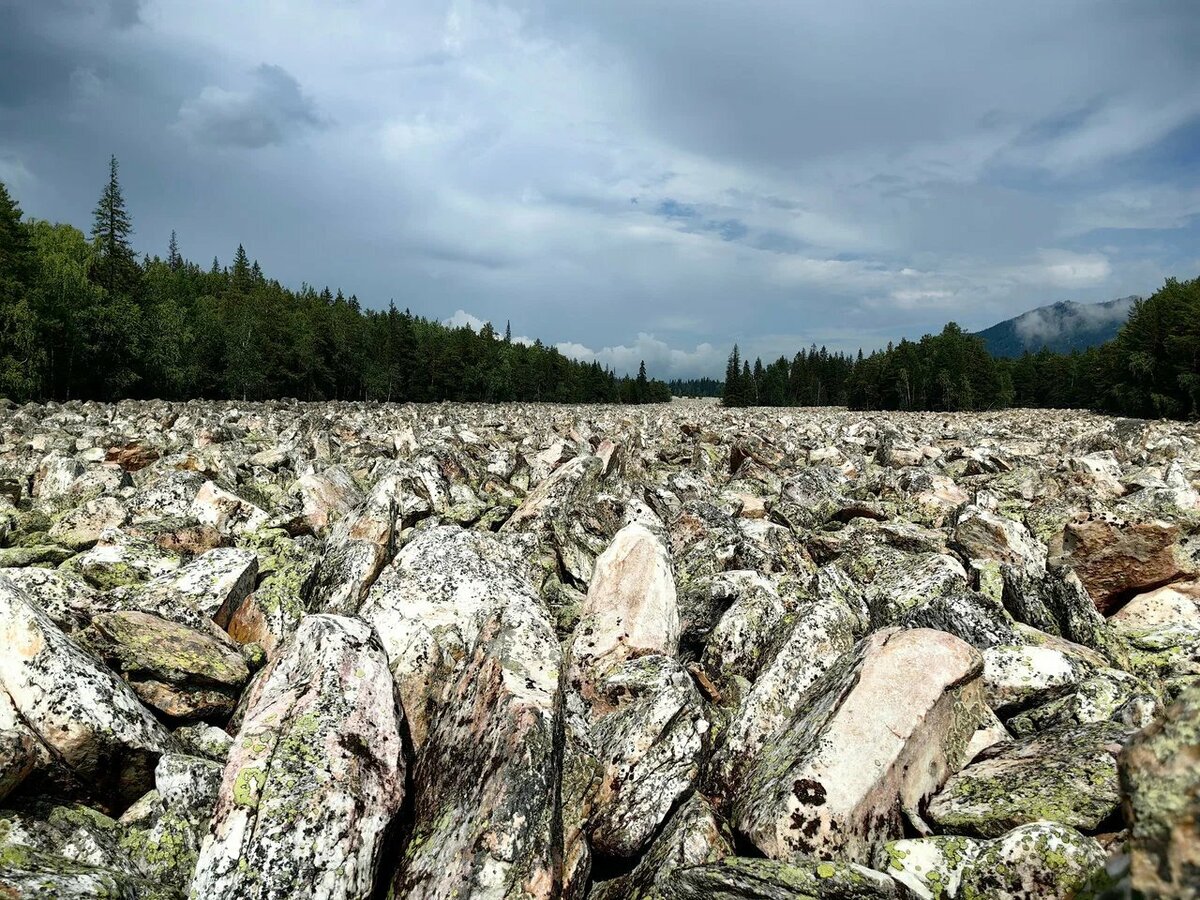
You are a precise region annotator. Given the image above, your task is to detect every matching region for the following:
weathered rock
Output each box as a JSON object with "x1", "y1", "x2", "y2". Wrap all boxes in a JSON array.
[
  {"x1": 953, "y1": 505, "x2": 1047, "y2": 576},
  {"x1": 1050, "y1": 518, "x2": 1192, "y2": 615},
  {"x1": 190, "y1": 614, "x2": 405, "y2": 900},
  {"x1": 287, "y1": 465, "x2": 362, "y2": 536},
  {"x1": 926, "y1": 721, "x2": 1125, "y2": 837},
  {"x1": 1120, "y1": 680, "x2": 1200, "y2": 899},
  {"x1": 0, "y1": 567, "x2": 103, "y2": 633},
  {"x1": 880, "y1": 834, "x2": 985, "y2": 900},
  {"x1": 48, "y1": 496, "x2": 130, "y2": 551},
  {"x1": 390, "y1": 592, "x2": 568, "y2": 899},
  {"x1": 660, "y1": 856, "x2": 903, "y2": 899},
  {"x1": 190, "y1": 480, "x2": 269, "y2": 536},
  {"x1": 588, "y1": 794, "x2": 733, "y2": 900},
  {"x1": 63, "y1": 527, "x2": 182, "y2": 591},
  {"x1": 712, "y1": 571, "x2": 864, "y2": 795},
  {"x1": 981, "y1": 644, "x2": 1086, "y2": 714},
  {"x1": 736, "y1": 628, "x2": 986, "y2": 865},
  {"x1": 359, "y1": 525, "x2": 538, "y2": 747},
  {"x1": 954, "y1": 822, "x2": 1108, "y2": 900},
  {"x1": 133, "y1": 546, "x2": 258, "y2": 630},
  {"x1": 699, "y1": 571, "x2": 793, "y2": 691},
  {"x1": 582, "y1": 654, "x2": 709, "y2": 858},
  {"x1": 899, "y1": 589, "x2": 1021, "y2": 649},
  {"x1": 225, "y1": 528, "x2": 317, "y2": 660},
  {"x1": 0, "y1": 574, "x2": 171, "y2": 808},
  {"x1": 77, "y1": 611, "x2": 249, "y2": 720}
]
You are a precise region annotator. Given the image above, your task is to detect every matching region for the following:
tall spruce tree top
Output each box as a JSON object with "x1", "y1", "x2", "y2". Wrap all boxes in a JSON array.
[
  {"x1": 168, "y1": 230, "x2": 182, "y2": 270},
  {"x1": 91, "y1": 155, "x2": 138, "y2": 295}
]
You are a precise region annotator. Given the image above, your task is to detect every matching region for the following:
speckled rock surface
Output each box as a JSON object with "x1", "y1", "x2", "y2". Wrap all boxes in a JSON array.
[
  {"x1": 0, "y1": 400, "x2": 1197, "y2": 899},
  {"x1": 189, "y1": 614, "x2": 405, "y2": 900}
]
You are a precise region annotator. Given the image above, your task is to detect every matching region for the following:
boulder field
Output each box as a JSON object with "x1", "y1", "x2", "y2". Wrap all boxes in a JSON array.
[{"x1": 0, "y1": 397, "x2": 1197, "y2": 899}]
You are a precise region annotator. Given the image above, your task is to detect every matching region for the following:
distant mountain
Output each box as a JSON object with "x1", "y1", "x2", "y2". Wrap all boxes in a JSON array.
[{"x1": 974, "y1": 296, "x2": 1139, "y2": 358}]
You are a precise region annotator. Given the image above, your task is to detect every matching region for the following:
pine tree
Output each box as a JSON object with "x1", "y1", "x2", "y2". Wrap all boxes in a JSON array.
[
  {"x1": 90, "y1": 155, "x2": 139, "y2": 297},
  {"x1": 723, "y1": 344, "x2": 743, "y2": 407},
  {"x1": 167, "y1": 231, "x2": 182, "y2": 270},
  {"x1": 505, "y1": 320, "x2": 512, "y2": 343},
  {"x1": 0, "y1": 180, "x2": 41, "y2": 399},
  {"x1": 231, "y1": 244, "x2": 252, "y2": 295},
  {"x1": 636, "y1": 359, "x2": 649, "y2": 402}
]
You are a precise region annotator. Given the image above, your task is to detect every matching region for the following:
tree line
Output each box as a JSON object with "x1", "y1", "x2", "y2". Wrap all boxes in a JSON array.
[
  {"x1": 0, "y1": 159, "x2": 672, "y2": 405},
  {"x1": 721, "y1": 277, "x2": 1200, "y2": 419}
]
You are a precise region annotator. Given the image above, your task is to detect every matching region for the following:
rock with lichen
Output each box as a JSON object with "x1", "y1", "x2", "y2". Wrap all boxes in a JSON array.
[
  {"x1": 954, "y1": 821, "x2": 1108, "y2": 900},
  {"x1": 735, "y1": 627, "x2": 987, "y2": 866},
  {"x1": 190, "y1": 614, "x2": 405, "y2": 900}
]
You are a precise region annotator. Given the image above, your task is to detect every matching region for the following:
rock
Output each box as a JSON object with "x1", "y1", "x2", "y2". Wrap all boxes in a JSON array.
[
  {"x1": 47, "y1": 496, "x2": 130, "y2": 551},
  {"x1": 955, "y1": 822, "x2": 1108, "y2": 900},
  {"x1": 0, "y1": 567, "x2": 102, "y2": 632},
  {"x1": 843, "y1": 544, "x2": 968, "y2": 626},
  {"x1": 581, "y1": 655, "x2": 709, "y2": 858},
  {"x1": 952, "y1": 506, "x2": 1047, "y2": 575},
  {"x1": 286, "y1": 465, "x2": 362, "y2": 536},
  {"x1": 981, "y1": 644, "x2": 1086, "y2": 714},
  {"x1": 0, "y1": 689, "x2": 44, "y2": 802},
  {"x1": 224, "y1": 528, "x2": 317, "y2": 660},
  {"x1": 1050, "y1": 518, "x2": 1192, "y2": 615},
  {"x1": 190, "y1": 614, "x2": 405, "y2": 900},
  {"x1": 1109, "y1": 579, "x2": 1200, "y2": 685},
  {"x1": 63, "y1": 527, "x2": 181, "y2": 591},
  {"x1": 880, "y1": 835, "x2": 985, "y2": 900},
  {"x1": 1120, "y1": 681, "x2": 1200, "y2": 899},
  {"x1": 660, "y1": 856, "x2": 903, "y2": 899},
  {"x1": 190, "y1": 481, "x2": 269, "y2": 536},
  {"x1": 359, "y1": 525, "x2": 538, "y2": 748},
  {"x1": 927, "y1": 721, "x2": 1125, "y2": 837},
  {"x1": 699, "y1": 571, "x2": 793, "y2": 691},
  {"x1": 133, "y1": 547, "x2": 258, "y2": 631},
  {"x1": 306, "y1": 470, "x2": 401, "y2": 614},
  {"x1": 588, "y1": 794, "x2": 733, "y2": 900},
  {"x1": 171, "y1": 723, "x2": 233, "y2": 762},
  {"x1": 0, "y1": 574, "x2": 171, "y2": 808},
  {"x1": 568, "y1": 522, "x2": 680, "y2": 698},
  {"x1": 77, "y1": 611, "x2": 249, "y2": 720},
  {"x1": 899, "y1": 590, "x2": 1021, "y2": 649},
  {"x1": 736, "y1": 628, "x2": 986, "y2": 865},
  {"x1": 1005, "y1": 666, "x2": 1159, "y2": 737},
  {"x1": 1000, "y1": 564, "x2": 1117, "y2": 655},
  {"x1": 712, "y1": 570, "x2": 864, "y2": 795},
  {"x1": 390, "y1": 592, "x2": 568, "y2": 899}
]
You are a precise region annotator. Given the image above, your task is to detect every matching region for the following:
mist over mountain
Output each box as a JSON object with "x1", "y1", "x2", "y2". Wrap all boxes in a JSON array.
[{"x1": 974, "y1": 296, "x2": 1138, "y2": 358}]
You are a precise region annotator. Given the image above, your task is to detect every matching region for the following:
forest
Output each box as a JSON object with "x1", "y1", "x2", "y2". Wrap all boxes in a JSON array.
[
  {"x1": 721, "y1": 278, "x2": 1200, "y2": 420},
  {"x1": 0, "y1": 160, "x2": 671, "y2": 405}
]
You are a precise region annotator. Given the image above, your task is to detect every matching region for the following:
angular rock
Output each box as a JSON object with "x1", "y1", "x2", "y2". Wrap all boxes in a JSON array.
[
  {"x1": 77, "y1": 611, "x2": 249, "y2": 720},
  {"x1": 190, "y1": 614, "x2": 405, "y2": 900},
  {"x1": 588, "y1": 794, "x2": 733, "y2": 900},
  {"x1": 955, "y1": 822, "x2": 1107, "y2": 900},
  {"x1": 47, "y1": 496, "x2": 130, "y2": 551},
  {"x1": 0, "y1": 574, "x2": 171, "y2": 808},
  {"x1": 390, "y1": 593, "x2": 568, "y2": 899},
  {"x1": 190, "y1": 481, "x2": 269, "y2": 536},
  {"x1": 1050, "y1": 518, "x2": 1192, "y2": 615},
  {"x1": 880, "y1": 835, "x2": 985, "y2": 900},
  {"x1": 926, "y1": 721, "x2": 1125, "y2": 837},
  {"x1": 133, "y1": 547, "x2": 258, "y2": 630},
  {"x1": 359, "y1": 525, "x2": 538, "y2": 747},
  {"x1": 736, "y1": 628, "x2": 986, "y2": 865},
  {"x1": 661, "y1": 856, "x2": 903, "y2": 899},
  {"x1": 1120, "y1": 681, "x2": 1200, "y2": 899},
  {"x1": 288, "y1": 465, "x2": 362, "y2": 536}
]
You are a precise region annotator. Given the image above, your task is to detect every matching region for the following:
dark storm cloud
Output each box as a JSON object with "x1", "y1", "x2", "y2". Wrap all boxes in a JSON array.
[
  {"x1": 175, "y1": 64, "x2": 326, "y2": 149},
  {"x1": 2, "y1": 0, "x2": 1199, "y2": 377}
]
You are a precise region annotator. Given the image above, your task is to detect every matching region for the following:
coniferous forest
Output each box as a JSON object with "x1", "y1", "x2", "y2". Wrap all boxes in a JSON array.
[
  {"x1": 721, "y1": 280, "x2": 1200, "y2": 420},
  {"x1": 0, "y1": 159, "x2": 672, "y2": 405},
  {"x1": 2, "y1": 159, "x2": 1196, "y2": 418}
]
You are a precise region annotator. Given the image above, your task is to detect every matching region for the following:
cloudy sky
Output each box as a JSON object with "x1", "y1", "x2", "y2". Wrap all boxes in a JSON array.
[{"x1": 2, "y1": 0, "x2": 1198, "y2": 377}]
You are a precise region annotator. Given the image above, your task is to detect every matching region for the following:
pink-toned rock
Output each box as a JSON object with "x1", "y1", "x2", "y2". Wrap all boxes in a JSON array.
[{"x1": 735, "y1": 627, "x2": 986, "y2": 865}]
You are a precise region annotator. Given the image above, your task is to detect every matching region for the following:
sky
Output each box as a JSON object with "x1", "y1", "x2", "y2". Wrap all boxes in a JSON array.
[{"x1": 2, "y1": 0, "x2": 1198, "y2": 378}]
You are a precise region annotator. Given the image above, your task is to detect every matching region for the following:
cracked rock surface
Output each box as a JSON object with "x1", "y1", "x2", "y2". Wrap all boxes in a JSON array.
[{"x1": 0, "y1": 398, "x2": 1197, "y2": 898}]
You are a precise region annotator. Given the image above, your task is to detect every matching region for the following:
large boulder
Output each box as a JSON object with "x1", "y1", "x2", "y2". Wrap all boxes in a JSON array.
[
  {"x1": 190, "y1": 614, "x2": 406, "y2": 900},
  {"x1": 1050, "y1": 518, "x2": 1192, "y2": 615},
  {"x1": 389, "y1": 594, "x2": 570, "y2": 899},
  {"x1": 1120, "y1": 681, "x2": 1200, "y2": 899},
  {"x1": 926, "y1": 721, "x2": 1124, "y2": 837},
  {"x1": 660, "y1": 856, "x2": 903, "y2": 899},
  {"x1": 955, "y1": 822, "x2": 1107, "y2": 900},
  {"x1": 0, "y1": 574, "x2": 171, "y2": 809},
  {"x1": 735, "y1": 628, "x2": 986, "y2": 865}
]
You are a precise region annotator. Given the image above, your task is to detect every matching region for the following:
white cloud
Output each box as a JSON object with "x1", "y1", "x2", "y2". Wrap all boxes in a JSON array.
[{"x1": 557, "y1": 333, "x2": 727, "y2": 379}]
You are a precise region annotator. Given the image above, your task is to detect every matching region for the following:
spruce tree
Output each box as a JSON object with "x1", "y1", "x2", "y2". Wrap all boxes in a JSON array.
[
  {"x1": 90, "y1": 155, "x2": 139, "y2": 296},
  {"x1": 0, "y1": 181, "x2": 41, "y2": 399},
  {"x1": 167, "y1": 230, "x2": 182, "y2": 270},
  {"x1": 723, "y1": 344, "x2": 743, "y2": 407}
]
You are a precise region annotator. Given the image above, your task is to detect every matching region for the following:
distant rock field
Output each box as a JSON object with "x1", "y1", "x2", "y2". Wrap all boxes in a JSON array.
[{"x1": 0, "y1": 398, "x2": 1198, "y2": 900}]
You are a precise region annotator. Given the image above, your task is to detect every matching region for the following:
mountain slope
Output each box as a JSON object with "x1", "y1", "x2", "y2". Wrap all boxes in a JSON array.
[{"x1": 974, "y1": 296, "x2": 1139, "y2": 357}]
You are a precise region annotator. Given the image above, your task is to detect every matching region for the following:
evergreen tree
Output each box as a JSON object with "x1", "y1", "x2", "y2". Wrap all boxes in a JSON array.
[
  {"x1": 167, "y1": 230, "x2": 182, "y2": 270},
  {"x1": 723, "y1": 344, "x2": 744, "y2": 407},
  {"x1": 90, "y1": 155, "x2": 139, "y2": 297},
  {"x1": 0, "y1": 181, "x2": 41, "y2": 398}
]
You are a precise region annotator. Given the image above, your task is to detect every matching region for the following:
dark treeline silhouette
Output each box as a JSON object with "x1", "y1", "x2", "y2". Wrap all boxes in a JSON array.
[
  {"x1": 668, "y1": 377, "x2": 723, "y2": 398},
  {"x1": 722, "y1": 278, "x2": 1200, "y2": 419},
  {"x1": 0, "y1": 160, "x2": 672, "y2": 405},
  {"x1": 722, "y1": 343, "x2": 856, "y2": 407}
]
